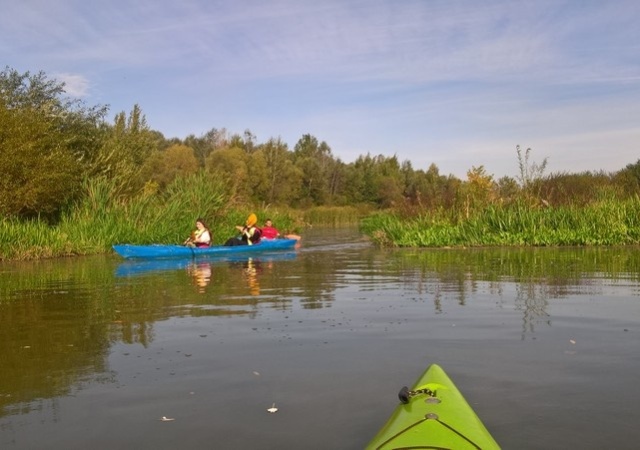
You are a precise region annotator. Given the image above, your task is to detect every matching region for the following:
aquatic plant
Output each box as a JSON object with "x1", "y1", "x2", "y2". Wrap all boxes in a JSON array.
[
  {"x1": 302, "y1": 205, "x2": 369, "y2": 226},
  {"x1": 362, "y1": 198, "x2": 640, "y2": 248},
  {"x1": 0, "y1": 173, "x2": 230, "y2": 260}
]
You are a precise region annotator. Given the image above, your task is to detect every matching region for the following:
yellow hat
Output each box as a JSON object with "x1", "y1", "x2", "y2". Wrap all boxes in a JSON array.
[{"x1": 246, "y1": 213, "x2": 257, "y2": 227}]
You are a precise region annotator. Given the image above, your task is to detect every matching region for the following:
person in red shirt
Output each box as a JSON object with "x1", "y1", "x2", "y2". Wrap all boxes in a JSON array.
[
  {"x1": 261, "y1": 218, "x2": 301, "y2": 242},
  {"x1": 261, "y1": 218, "x2": 280, "y2": 239}
]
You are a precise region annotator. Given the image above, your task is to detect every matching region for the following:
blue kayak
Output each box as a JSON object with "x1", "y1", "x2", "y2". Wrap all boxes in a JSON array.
[
  {"x1": 113, "y1": 239, "x2": 298, "y2": 259},
  {"x1": 115, "y1": 251, "x2": 298, "y2": 277}
]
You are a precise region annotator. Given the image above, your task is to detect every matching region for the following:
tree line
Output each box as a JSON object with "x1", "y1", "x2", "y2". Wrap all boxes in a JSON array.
[{"x1": 2, "y1": 66, "x2": 640, "y2": 223}]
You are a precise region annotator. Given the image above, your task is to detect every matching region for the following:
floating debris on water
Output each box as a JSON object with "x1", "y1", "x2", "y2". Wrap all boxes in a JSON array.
[{"x1": 267, "y1": 403, "x2": 278, "y2": 413}]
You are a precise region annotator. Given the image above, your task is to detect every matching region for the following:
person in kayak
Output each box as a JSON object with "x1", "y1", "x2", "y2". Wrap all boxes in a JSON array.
[
  {"x1": 260, "y1": 218, "x2": 280, "y2": 239},
  {"x1": 224, "y1": 213, "x2": 262, "y2": 246},
  {"x1": 184, "y1": 218, "x2": 212, "y2": 248},
  {"x1": 261, "y1": 218, "x2": 301, "y2": 241}
]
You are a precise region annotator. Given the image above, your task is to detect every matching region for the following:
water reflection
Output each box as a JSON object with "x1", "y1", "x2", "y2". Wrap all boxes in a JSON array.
[
  {"x1": 2, "y1": 237, "x2": 640, "y2": 435},
  {"x1": 115, "y1": 252, "x2": 296, "y2": 276},
  {"x1": 115, "y1": 252, "x2": 298, "y2": 294},
  {"x1": 392, "y1": 246, "x2": 640, "y2": 338},
  {"x1": 515, "y1": 283, "x2": 551, "y2": 338},
  {"x1": 0, "y1": 264, "x2": 115, "y2": 420},
  {"x1": 187, "y1": 261, "x2": 213, "y2": 292},
  {"x1": 228, "y1": 257, "x2": 261, "y2": 296}
]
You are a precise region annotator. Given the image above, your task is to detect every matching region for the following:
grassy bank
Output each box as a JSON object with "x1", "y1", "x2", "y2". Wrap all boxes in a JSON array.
[
  {"x1": 301, "y1": 205, "x2": 370, "y2": 227},
  {"x1": 362, "y1": 198, "x2": 640, "y2": 247},
  {"x1": 1, "y1": 173, "x2": 224, "y2": 260},
  {"x1": 0, "y1": 175, "x2": 364, "y2": 261}
]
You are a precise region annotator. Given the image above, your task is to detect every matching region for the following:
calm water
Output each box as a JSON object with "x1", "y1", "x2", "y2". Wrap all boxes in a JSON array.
[{"x1": 1, "y1": 228, "x2": 639, "y2": 449}]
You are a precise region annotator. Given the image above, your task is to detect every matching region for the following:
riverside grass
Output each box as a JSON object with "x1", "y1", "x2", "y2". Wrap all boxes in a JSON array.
[
  {"x1": 362, "y1": 199, "x2": 640, "y2": 247},
  {"x1": 0, "y1": 173, "x2": 307, "y2": 261},
  {"x1": 1, "y1": 174, "x2": 221, "y2": 260},
  {"x1": 302, "y1": 205, "x2": 369, "y2": 226}
]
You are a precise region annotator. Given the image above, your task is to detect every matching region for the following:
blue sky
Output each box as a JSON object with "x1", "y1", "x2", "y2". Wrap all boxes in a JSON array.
[{"x1": 2, "y1": 0, "x2": 639, "y2": 178}]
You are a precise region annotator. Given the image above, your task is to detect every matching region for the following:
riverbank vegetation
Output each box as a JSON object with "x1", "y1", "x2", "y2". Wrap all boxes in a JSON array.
[
  {"x1": 362, "y1": 147, "x2": 640, "y2": 247},
  {"x1": 3, "y1": 66, "x2": 640, "y2": 259},
  {"x1": 362, "y1": 198, "x2": 640, "y2": 247}
]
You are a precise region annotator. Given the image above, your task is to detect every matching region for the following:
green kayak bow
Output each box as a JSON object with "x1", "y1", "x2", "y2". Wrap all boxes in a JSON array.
[{"x1": 367, "y1": 364, "x2": 500, "y2": 449}]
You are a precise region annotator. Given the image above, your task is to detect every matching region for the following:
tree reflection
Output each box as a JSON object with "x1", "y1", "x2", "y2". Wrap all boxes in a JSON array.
[
  {"x1": 515, "y1": 282, "x2": 551, "y2": 339},
  {"x1": 2, "y1": 244, "x2": 639, "y2": 421},
  {"x1": 392, "y1": 246, "x2": 640, "y2": 338}
]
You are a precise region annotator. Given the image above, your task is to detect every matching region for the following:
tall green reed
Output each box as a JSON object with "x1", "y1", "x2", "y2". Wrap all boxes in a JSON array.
[
  {"x1": 0, "y1": 217, "x2": 73, "y2": 259},
  {"x1": 62, "y1": 172, "x2": 230, "y2": 247},
  {"x1": 362, "y1": 198, "x2": 640, "y2": 247},
  {"x1": 303, "y1": 205, "x2": 369, "y2": 226},
  {"x1": 1, "y1": 172, "x2": 231, "y2": 260}
]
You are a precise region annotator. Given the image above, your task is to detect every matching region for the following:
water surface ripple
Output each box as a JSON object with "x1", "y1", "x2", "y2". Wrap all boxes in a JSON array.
[{"x1": 1, "y1": 229, "x2": 639, "y2": 449}]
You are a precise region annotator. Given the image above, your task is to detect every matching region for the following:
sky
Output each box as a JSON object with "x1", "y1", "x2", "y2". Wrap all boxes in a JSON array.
[{"x1": 2, "y1": 0, "x2": 639, "y2": 179}]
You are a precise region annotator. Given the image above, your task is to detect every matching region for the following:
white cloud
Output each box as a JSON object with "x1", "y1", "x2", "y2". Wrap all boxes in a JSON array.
[
  {"x1": 4, "y1": 1, "x2": 639, "y2": 84},
  {"x1": 2, "y1": 0, "x2": 639, "y2": 179},
  {"x1": 55, "y1": 73, "x2": 90, "y2": 97}
]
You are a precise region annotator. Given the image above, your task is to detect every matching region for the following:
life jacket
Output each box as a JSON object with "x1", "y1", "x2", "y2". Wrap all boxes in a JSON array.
[
  {"x1": 194, "y1": 228, "x2": 211, "y2": 247},
  {"x1": 242, "y1": 226, "x2": 262, "y2": 245}
]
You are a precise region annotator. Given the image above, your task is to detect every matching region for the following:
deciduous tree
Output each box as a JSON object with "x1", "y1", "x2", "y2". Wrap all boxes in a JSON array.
[
  {"x1": 205, "y1": 146, "x2": 250, "y2": 199},
  {"x1": 140, "y1": 144, "x2": 199, "y2": 191},
  {"x1": 0, "y1": 67, "x2": 106, "y2": 218},
  {"x1": 252, "y1": 138, "x2": 301, "y2": 204},
  {"x1": 90, "y1": 104, "x2": 157, "y2": 195}
]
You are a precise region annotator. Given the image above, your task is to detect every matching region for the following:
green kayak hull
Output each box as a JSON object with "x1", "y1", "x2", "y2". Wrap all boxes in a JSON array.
[{"x1": 367, "y1": 364, "x2": 500, "y2": 449}]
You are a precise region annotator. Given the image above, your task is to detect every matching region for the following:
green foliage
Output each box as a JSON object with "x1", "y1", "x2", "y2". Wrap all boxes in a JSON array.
[
  {"x1": 303, "y1": 205, "x2": 369, "y2": 226},
  {"x1": 613, "y1": 160, "x2": 640, "y2": 196},
  {"x1": 460, "y1": 166, "x2": 496, "y2": 217},
  {"x1": 0, "y1": 173, "x2": 230, "y2": 259},
  {"x1": 539, "y1": 171, "x2": 622, "y2": 206},
  {"x1": 293, "y1": 134, "x2": 336, "y2": 206},
  {"x1": 5, "y1": 65, "x2": 640, "y2": 259},
  {"x1": 162, "y1": 171, "x2": 228, "y2": 223},
  {"x1": 0, "y1": 67, "x2": 107, "y2": 219},
  {"x1": 362, "y1": 198, "x2": 640, "y2": 248},
  {"x1": 252, "y1": 138, "x2": 301, "y2": 205},
  {"x1": 70, "y1": 172, "x2": 227, "y2": 248},
  {"x1": 205, "y1": 146, "x2": 250, "y2": 199},
  {"x1": 496, "y1": 176, "x2": 519, "y2": 202},
  {"x1": 88, "y1": 104, "x2": 158, "y2": 196},
  {"x1": 344, "y1": 153, "x2": 405, "y2": 206},
  {"x1": 0, "y1": 67, "x2": 108, "y2": 163},
  {"x1": 1, "y1": 66, "x2": 64, "y2": 109},
  {"x1": 140, "y1": 144, "x2": 199, "y2": 191},
  {"x1": 0, "y1": 216, "x2": 74, "y2": 259}
]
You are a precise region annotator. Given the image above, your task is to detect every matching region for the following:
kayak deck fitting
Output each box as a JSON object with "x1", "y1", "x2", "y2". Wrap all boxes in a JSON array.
[{"x1": 367, "y1": 364, "x2": 500, "y2": 449}]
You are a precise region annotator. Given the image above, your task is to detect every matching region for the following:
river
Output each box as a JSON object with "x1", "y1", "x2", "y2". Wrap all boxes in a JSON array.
[{"x1": 1, "y1": 227, "x2": 639, "y2": 449}]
